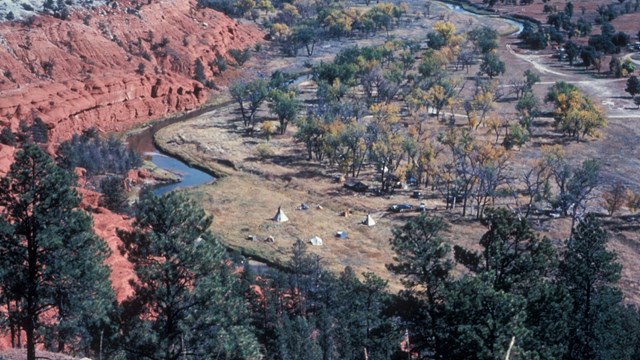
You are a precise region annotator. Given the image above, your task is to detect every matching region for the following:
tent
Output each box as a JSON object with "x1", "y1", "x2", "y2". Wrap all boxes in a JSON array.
[
  {"x1": 273, "y1": 206, "x2": 289, "y2": 222},
  {"x1": 335, "y1": 231, "x2": 348, "y2": 239},
  {"x1": 309, "y1": 236, "x2": 323, "y2": 246},
  {"x1": 362, "y1": 214, "x2": 376, "y2": 226}
]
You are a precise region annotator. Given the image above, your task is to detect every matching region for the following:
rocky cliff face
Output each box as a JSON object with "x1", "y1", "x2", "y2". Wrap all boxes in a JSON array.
[
  {"x1": 0, "y1": 0, "x2": 262, "y2": 305},
  {"x1": 0, "y1": 0, "x2": 261, "y2": 146}
]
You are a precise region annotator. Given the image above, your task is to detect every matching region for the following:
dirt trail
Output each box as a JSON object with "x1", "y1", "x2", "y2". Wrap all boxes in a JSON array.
[{"x1": 506, "y1": 44, "x2": 573, "y2": 77}]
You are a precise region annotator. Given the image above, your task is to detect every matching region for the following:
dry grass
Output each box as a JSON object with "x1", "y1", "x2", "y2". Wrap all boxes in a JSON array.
[{"x1": 154, "y1": 0, "x2": 640, "y2": 303}]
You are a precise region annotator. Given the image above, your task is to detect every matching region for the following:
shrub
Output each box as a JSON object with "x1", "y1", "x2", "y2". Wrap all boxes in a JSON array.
[
  {"x1": 100, "y1": 176, "x2": 129, "y2": 213},
  {"x1": 194, "y1": 58, "x2": 206, "y2": 82},
  {"x1": 0, "y1": 128, "x2": 17, "y2": 146},
  {"x1": 57, "y1": 128, "x2": 142, "y2": 176},
  {"x1": 31, "y1": 118, "x2": 49, "y2": 144},
  {"x1": 213, "y1": 54, "x2": 227, "y2": 73},
  {"x1": 229, "y1": 48, "x2": 252, "y2": 66},
  {"x1": 137, "y1": 62, "x2": 146, "y2": 75},
  {"x1": 255, "y1": 143, "x2": 274, "y2": 159}
]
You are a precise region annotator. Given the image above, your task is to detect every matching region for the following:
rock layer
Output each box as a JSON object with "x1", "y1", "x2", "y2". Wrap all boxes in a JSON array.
[{"x1": 0, "y1": 0, "x2": 260, "y2": 146}]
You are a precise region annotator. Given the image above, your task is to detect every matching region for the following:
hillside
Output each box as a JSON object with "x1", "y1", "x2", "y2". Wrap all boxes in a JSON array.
[{"x1": 0, "y1": 0, "x2": 260, "y2": 165}]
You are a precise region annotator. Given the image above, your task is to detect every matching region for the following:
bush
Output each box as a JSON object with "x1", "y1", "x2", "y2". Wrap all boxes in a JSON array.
[
  {"x1": 194, "y1": 58, "x2": 206, "y2": 82},
  {"x1": 213, "y1": 54, "x2": 227, "y2": 73},
  {"x1": 100, "y1": 176, "x2": 129, "y2": 213},
  {"x1": 229, "y1": 48, "x2": 252, "y2": 66},
  {"x1": 57, "y1": 128, "x2": 142, "y2": 176},
  {"x1": 31, "y1": 118, "x2": 49, "y2": 144},
  {"x1": 255, "y1": 144, "x2": 274, "y2": 159},
  {"x1": 0, "y1": 128, "x2": 17, "y2": 146}
]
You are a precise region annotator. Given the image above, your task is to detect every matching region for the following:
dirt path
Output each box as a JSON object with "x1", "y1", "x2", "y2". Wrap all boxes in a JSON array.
[{"x1": 506, "y1": 44, "x2": 573, "y2": 77}]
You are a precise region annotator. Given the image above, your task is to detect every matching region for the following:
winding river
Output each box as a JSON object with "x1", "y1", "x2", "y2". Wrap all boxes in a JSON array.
[
  {"x1": 127, "y1": 1, "x2": 526, "y2": 195},
  {"x1": 126, "y1": 107, "x2": 218, "y2": 195}
]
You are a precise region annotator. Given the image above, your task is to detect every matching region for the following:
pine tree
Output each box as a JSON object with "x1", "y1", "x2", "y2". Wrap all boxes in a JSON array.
[
  {"x1": 0, "y1": 143, "x2": 115, "y2": 360},
  {"x1": 387, "y1": 215, "x2": 453, "y2": 359},
  {"x1": 443, "y1": 276, "x2": 528, "y2": 360},
  {"x1": 453, "y1": 208, "x2": 570, "y2": 358},
  {"x1": 454, "y1": 208, "x2": 557, "y2": 293},
  {"x1": 118, "y1": 192, "x2": 260, "y2": 360},
  {"x1": 559, "y1": 214, "x2": 638, "y2": 359}
]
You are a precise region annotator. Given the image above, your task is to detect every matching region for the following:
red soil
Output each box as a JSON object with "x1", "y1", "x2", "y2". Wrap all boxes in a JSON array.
[{"x1": 0, "y1": 0, "x2": 261, "y2": 169}]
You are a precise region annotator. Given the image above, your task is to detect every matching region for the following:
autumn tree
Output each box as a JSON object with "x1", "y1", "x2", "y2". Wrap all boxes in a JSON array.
[
  {"x1": 0, "y1": 144, "x2": 115, "y2": 360},
  {"x1": 521, "y1": 159, "x2": 551, "y2": 217},
  {"x1": 602, "y1": 182, "x2": 626, "y2": 216},
  {"x1": 368, "y1": 103, "x2": 404, "y2": 192},
  {"x1": 546, "y1": 82, "x2": 606, "y2": 141}
]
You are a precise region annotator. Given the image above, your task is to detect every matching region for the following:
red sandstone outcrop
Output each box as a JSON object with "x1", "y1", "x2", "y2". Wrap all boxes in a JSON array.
[{"x1": 0, "y1": 0, "x2": 261, "y2": 147}]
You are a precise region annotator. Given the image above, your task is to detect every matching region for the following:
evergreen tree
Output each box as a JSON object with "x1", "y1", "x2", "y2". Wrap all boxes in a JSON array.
[
  {"x1": 454, "y1": 208, "x2": 570, "y2": 358},
  {"x1": 443, "y1": 276, "x2": 528, "y2": 360},
  {"x1": 626, "y1": 75, "x2": 640, "y2": 97},
  {"x1": 118, "y1": 192, "x2": 260, "y2": 360},
  {"x1": 387, "y1": 215, "x2": 453, "y2": 359},
  {"x1": 100, "y1": 176, "x2": 129, "y2": 213},
  {"x1": 559, "y1": 214, "x2": 638, "y2": 359},
  {"x1": 0, "y1": 143, "x2": 115, "y2": 360},
  {"x1": 333, "y1": 268, "x2": 399, "y2": 360},
  {"x1": 454, "y1": 208, "x2": 556, "y2": 293}
]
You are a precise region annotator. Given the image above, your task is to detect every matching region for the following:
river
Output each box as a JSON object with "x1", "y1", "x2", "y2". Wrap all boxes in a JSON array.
[{"x1": 126, "y1": 106, "x2": 219, "y2": 195}]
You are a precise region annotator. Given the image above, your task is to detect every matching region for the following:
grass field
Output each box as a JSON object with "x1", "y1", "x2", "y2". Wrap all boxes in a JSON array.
[{"x1": 154, "y1": 0, "x2": 640, "y2": 303}]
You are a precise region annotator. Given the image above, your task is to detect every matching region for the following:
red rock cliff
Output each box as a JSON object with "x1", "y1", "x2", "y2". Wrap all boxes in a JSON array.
[{"x1": 0, "y1": 0, "x2": 261, "y2": 145}]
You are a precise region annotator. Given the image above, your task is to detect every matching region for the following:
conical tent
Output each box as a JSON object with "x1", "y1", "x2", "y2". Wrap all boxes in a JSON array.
[
  {"x1": 309, "y1": 236, "x2": 323, "y2": 246},
  {"x1": 273, "y1": 206, "x2": 289, "y2": 222},
  {"x1": 363, "y1": 214, "x2": 376, "y2": 226}
]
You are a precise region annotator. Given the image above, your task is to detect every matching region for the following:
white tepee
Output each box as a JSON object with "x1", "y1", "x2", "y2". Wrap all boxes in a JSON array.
[
  {"x1": 309, "y1": 236, "x2": 323, "y2": 246},
  {"x1": 273, "y1": 206, "x2": 289, "y2": 222},
  {"x1": 363, "y1": 214, "x2": 376, "y2": 226}
]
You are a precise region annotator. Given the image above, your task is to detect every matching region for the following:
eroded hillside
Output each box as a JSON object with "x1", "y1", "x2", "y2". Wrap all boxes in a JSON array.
[{"x1": 0, "y1": 0, "x2": 260, "y2": 151}]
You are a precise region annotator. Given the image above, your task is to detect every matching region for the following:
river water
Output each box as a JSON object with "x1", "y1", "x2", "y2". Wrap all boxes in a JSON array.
[{"x1": 126, "y1": 107, "x2": 217, "y2": 195}]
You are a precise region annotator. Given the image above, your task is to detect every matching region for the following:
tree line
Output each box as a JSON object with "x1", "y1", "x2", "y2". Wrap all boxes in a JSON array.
[
  {"x1": 230, "y1": 21, "x2": 608, "y2": 219},
  {"x1": 1, "y1": 143, "x2": 638, "y2": 360}
]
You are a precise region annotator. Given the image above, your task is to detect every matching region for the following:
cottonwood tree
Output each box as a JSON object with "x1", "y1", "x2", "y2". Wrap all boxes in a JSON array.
[
  {"x1": 118, "y1": 192, "x2": 260, "y2": 360},
  {"x1": 367, "y1": 103, "x2": 404, "y2": 192},
  {"x1": 479, "y1": 51, "x2": 506, "y2": 79},
  {"x1": 0, "y1": 144, "x2": 115, "y2": 360},
  {"x1": 269, "y1": 89, "x2": 300, "y2": 134},
  {"x1": 230, "y1": 79, "x2": 269, "y2": 132},
  {"x1": 546, "y1": 82, "x2": 607, "y2": 141},
  {"x1": 602, "y1": 182, "x2": 626, "y2": 216},
  {"x1": 521, "y1": 159, "x2": 551, "y2": 217},
  {"x1": 625, "y1": 75, "x2": 640, "y2": 97}
]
